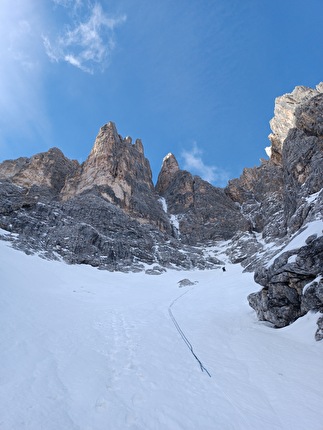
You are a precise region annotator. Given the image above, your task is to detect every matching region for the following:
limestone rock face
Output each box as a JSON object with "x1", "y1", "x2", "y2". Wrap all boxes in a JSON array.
[
  {"x1": 225, "y1": 84, "x2": 323, "y2": 266},
  {"x1": 156, "y1": 159, "x2": 250, "y2": 244},
  {"x1": 268, "y1": 84, "x2": 323, "y2": 165},
  {"x1": 0, "y1": 122, "x2": 224, "y2": 271},
  {"x1": 245, "y1": 83, "x2": 323, "y2": 332},
  {"x1": 0, "y1": 147, "x2": 79, "y2": 194},
  {"x1": 281, "y1": 95, "x2": 323, "y2": 234},
  {"x1": 62, "y1": 122, "x2": 169, "y2": 231},
  {"x1": 0, "y1": 83, "x2": 322, "y2": 337},
  {"x1": 155, "y1": 153, "x2": 180, "y2": 195},
  {"x1": 315, "y1": 316, "x2": 323, "y2": 341},
  {"x1": 248, "y1": 235, "x2": 323, "y2": 327},
  {"x1": 225, "y1": 161, "x2": 285, "y2": 237},
  {"x1": 63, "y1": 122, "x2": 151, "y2": 200},
  {"x1": 0, "y1": 178, "x2": 224, "y2": 271}
]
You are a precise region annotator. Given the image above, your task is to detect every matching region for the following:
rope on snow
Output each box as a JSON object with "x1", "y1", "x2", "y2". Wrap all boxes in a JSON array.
[{"x1": 168, "y1": 289, "x2": 211, "y2": 377}]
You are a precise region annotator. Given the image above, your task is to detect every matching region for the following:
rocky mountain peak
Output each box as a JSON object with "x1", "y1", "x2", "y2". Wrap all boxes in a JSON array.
[
  {"x1": 0, "y1": 146, "x2": 79, "y2": 194},
  {"x1": 89, "y1": 121, "x2": 122, "y2": 158},
  {"x1": 62, "y1": 122, "x2": 154, "y2": 201},
  {"x1": 155, "y1": 153, "x2": 179, "y2": 195},
  {"x1": 267, "y1": 83, "x2": 323, "y2": 165},
  {"x1": 61, "y1": 122, "x2": 170, "y2": 230},
  {"x1": 134, "y1": 139, "x2": 144, "y2": 154},
  {"x1": 156, "y1": 153, "x2": 250, "y2": 244},
  {"x1": 162, "y1": 153, "x2": 180, "y2": 171},
  {"x1": 0, "y1": 83, "x2": 322, "y2": 338}
]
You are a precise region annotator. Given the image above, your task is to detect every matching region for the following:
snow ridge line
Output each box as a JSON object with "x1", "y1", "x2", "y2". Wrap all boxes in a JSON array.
[{"x1": 168, "y1": 289, "x2": 212, "y2": 377}]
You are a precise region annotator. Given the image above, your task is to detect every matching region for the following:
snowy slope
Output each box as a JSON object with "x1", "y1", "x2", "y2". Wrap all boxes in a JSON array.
[{"x1": 0, "y1": 241, "x2": 322, "y2": 430}]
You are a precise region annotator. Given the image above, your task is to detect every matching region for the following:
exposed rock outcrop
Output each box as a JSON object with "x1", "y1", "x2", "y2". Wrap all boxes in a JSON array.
[
  {"x1": 0, "y1": 147, "x2": 79, "y2": 194},
  {"x1": 156, "y1": 154, "x2": 250, "y2": 244},
  {"x1": 248, "y1": 234, "x2": 323, "y2": 327},
  {"x1": 267, "y1": 83, "x2": 323, "y2": 165},
  {"x1": 315, "y1": 316, "x2": 323, "y2": 341},
  {"x1": 0, "y1": 123, "x2": 226, "y2": 271},
  {"x1": 155, "y1": 153, "x2": 180, "y2": 195},
  {"x1": 225, "y1": 161, "x2": 285, "y2": 238},
  {"x1": 246, "y1": 84, "x2": 323, "y2": 333},
  {"x1": 0, "y1": 179, "x2": 224, "y2": 271},
  {"x1": 0, "y1": 83, "x2": 322, "y2": 338},
  {"x1": 62, "y1": 122, "x2": 170, "y2": 231}
]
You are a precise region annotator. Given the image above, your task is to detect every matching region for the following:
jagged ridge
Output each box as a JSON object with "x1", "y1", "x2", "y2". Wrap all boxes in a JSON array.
[{"x1": 0, "y1": 84, "x2": 322, "y2": 337}]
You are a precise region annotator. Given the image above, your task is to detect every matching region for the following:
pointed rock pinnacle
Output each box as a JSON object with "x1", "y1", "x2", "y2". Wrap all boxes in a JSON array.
[{"x1": 156, "y1": 153, "x2": 180, "y2": 195}]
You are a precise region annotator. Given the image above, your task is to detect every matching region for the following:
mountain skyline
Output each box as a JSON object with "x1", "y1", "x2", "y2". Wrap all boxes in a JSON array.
[{"x1": 1, "y1": 0, "x2": 323, "y2": 186}]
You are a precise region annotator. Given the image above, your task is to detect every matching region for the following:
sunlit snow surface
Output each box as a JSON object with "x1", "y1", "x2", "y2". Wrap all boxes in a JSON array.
[{"x1": 0, "y1": 240, "x2": 322, "y2": 430}]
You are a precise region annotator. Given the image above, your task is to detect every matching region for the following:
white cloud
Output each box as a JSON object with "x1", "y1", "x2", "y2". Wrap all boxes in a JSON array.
[
  {"x1": 44, "y1": 2, "x2": 126, "y2": 74},
  {"x1": 181, "y1": 143, "x2": 230, "y2": 186},
  {"x1": 0, "y1": 0, "x2": 126, "y2": 155},
  {"x1": 52, "y1": 0, "x2": 82, "y2": 7},
  {"x1": 64, "y1": 54, "x2": 82, "y2": 68}
]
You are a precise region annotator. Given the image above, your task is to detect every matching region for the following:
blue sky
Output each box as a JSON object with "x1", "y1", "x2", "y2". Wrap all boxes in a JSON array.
[{"x1": 1, "y1": 0, "x2": 323, "y2": 186}]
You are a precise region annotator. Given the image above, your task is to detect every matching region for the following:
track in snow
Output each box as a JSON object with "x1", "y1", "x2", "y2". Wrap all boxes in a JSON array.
[{"x1": 1, "y1": 241, "x2": 323, "y2": 430}]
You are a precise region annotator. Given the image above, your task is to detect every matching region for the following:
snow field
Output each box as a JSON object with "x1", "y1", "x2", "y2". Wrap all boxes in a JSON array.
[{"x1": 0, "y1": 241, "x2": 322, "y2": 430}]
